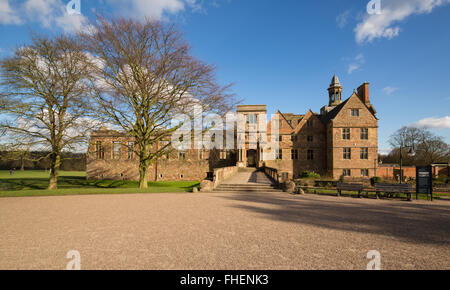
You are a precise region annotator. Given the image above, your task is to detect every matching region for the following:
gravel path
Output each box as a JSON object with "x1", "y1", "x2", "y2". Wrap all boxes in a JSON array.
[{"x1": 0, "y1": 192, "x2": 449, "y2": 270}]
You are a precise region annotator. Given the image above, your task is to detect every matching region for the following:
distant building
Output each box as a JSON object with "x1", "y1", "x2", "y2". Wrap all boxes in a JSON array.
[{"x1": 87, "y1": 75, "x2": 379, "y2": 181}]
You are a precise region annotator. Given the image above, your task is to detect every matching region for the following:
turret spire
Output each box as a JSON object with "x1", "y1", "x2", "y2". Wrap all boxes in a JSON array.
[{"x1": 328, "y1": 74, "x2": 343, "y2": 106}]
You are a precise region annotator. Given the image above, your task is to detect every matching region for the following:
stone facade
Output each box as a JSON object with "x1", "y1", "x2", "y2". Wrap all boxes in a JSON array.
[
  {"x1": 87, "y1": 74, "x2": 379, "y2": 182},
  {"x1": 87, "y1": 129, "x2": 236, "y2": 181},
  {"x1": 263, "y1": 75, "x2": 379, "y2": 180}
]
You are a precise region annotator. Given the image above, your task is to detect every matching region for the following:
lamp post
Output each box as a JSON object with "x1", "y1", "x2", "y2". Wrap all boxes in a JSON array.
[{"x1": 399, "y1": 142, "x2": 416, "y2": 184}]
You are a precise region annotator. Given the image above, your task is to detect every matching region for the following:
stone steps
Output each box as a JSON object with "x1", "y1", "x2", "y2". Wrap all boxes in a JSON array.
[{"x1": 214, "y1": 183, "x2": 282, "y2": 192}]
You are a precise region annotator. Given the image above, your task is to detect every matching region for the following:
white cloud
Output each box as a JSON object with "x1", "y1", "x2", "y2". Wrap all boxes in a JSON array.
[
  {"x1": 24, "y1": 0, "x2": 90, "y2": 33},
  {"x1": 0, "y1": 0, "x2": 21, "y2": 24},
  {"x1": 106, "y1": 0, "x2": 203, "y2": 20},
  {"x1": 355, "y1": 0, "x2": 450, "y2": 43},
  {"x1": 383, "y1": 86, "x2": 399, "y2": 95},
  {"x1": 0, "y1": 0, "x2": 89, "y2": 33},
  {"x1": 413, "y1": 116, "x2": 450, "y2": 129},
  {"x1": 1, "y1": 0, "x2": 207, "y2": 31},
  {"x1": 348, "y1": 53, "x2": 365, "y2": 74},
  {"x1": 336, "y1": 10, "x2": 351, "y2": 29}
]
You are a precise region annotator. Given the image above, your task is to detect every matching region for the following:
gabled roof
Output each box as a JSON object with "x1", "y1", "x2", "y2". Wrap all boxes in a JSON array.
[
  {"x1": 321, "y1": 91, "x2": 378, "y2": 124},
  {"x1": 320, "y1": 98, "x2": 349, "y2": 123},
  {"x1": 292, "y1": 110, "x2": 323, "y2": 134},
  {"x1": 276, "y1": 110, "x2": 294, "y2": 131}
]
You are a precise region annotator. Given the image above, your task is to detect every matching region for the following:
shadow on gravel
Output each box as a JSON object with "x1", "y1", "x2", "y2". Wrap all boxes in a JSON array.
[{"x1": 221, "y1": 193, "x2": 450, "y2": 245}]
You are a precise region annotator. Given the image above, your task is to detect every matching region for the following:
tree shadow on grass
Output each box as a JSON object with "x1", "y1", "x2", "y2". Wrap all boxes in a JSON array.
[
  {"x1": 220, "y1": 193, "x2": 450, "y2": 246},
  {"x1": 0, "y1": 178, "x2": 49, "y2": 190},
  {"x1": 0, "y1": 176, "x2": 133, "y2": 190},
  {"x1": 0, "y1": 175, "x2": 200, "y2": 191}
]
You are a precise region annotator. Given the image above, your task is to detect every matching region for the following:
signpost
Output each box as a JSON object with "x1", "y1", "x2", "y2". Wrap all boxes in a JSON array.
[{"x1": 416, "y1": 166, "x2": 433, "y2": 201}]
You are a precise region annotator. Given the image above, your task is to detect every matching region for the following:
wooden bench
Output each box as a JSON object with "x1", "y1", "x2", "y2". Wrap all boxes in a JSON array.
[
  {"x1": 337, "y1": 183, "x2": 364, "y2": 198},
  {"x1": 375, "y1": 183, "x2": 412, "y2": 201}
]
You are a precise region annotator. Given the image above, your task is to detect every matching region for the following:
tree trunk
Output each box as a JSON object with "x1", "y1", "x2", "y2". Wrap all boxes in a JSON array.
[
  {"x1": 48, "y1": 153, "x2": 61, "y2": 190},
  {"x1": 20, "y1": 156, "x2": 24, "y2": 171},
  {"x1": 139, "y1": 160, "x2": 149, "y2": 189}
]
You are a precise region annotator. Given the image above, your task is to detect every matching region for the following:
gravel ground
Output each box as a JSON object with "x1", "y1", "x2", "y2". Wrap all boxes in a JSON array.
[{"x1": 0, "y1": 192, "x2": 449, "y2": 270}]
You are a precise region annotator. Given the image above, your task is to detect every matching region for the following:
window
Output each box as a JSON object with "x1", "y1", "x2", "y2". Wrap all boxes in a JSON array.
[
  {"x1": 112, "y1": 141, "x2": 121, "y2": 159},
  {"x1": 127, "y1": 142, "x2": 134, "y2": 160},
  {"x1": 361, "y1": 169, "x2": 369, "y2": 177},
  {"x1": 96, "y1": 141, "x2": 104, "y2": 160},
  {"x1": 291, "y1": 135, "x2": 297, "y2": 142},
  {"x1": 307, "y1": 135, "x2": 313, "y2": 142},
  {"x1": 360, "y1": 148, "x2": 368, "y2": 159},
  {"x1": 291, "y1": 149, "x2": 299, "y2": 160},
  {"x1": 351, "y1": 109, "x2": 360, "y2": 117},
  {"x1": 276, "y1": 149, "x2": 283, "y2": 160},
  {"x1": 246, "y1": 114, "x2": 257, "y2": 124},
  {"x1": 307, "y1": 119, "x2": 313, "y2": 127},
  {"x1": 342, "y1": 169, "x2": 351, "y2": 177},
  {"x1": 342, "y1": 128, "x2": 350, "y2": 140},
  {"x1": 343, "y1": 148, "x2": 351, "y2": 160},
  {"x1": 179, "y1": 151, "x2": 186, "y2": 160},
  {"x1": 361, "y1": 128, "x2": 368, "y2": 140},
  {"x1": 307, "y1": 150, "x2": 314, "y2": 160},
  {"x1": 279, "y1": 135, "x2": 283, "y2": 142}
]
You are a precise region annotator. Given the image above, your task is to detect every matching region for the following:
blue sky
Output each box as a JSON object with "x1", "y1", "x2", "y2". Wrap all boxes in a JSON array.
[{"x1": 1, "y1": 0, "x2": 449, "y2": 152}]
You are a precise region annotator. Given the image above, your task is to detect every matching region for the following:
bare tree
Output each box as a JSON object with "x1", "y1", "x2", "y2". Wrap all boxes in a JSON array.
[
  {"x1": 389, "y1": 126, "x2": 449, "y2": 166},
  {"x1": 80, "y1": 17, "x2": 235, "y2": 188},
  {"x1": 0, "y1": 34, "x2": 97, "y2": 189},
  {"x1": 389, "y1": 126, "x2": 426, "y2": 148},
  {"x1": 416, "y1": 135, "x2": 449, "y2": 165}
]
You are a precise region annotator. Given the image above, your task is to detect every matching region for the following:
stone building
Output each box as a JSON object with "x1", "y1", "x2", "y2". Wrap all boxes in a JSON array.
[
  {"x1": 86, "y1": 128, "x2": 236, "y2": 181},
  {"x1": 238, "y1": 75, "x2": 379, "y2": 180},
  {"x1": 87, "y1": 75, "x2": 379, "y2": 181}
]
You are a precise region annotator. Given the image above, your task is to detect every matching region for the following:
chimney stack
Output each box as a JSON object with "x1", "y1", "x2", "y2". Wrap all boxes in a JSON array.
[{"x1": 357, "y1": 82, "x2": 370, "y2": 104}]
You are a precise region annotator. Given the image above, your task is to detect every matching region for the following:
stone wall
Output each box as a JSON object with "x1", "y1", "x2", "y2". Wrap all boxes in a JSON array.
[
  {"x1": 264, "y1": 111, "x2": 327, "y2": 180},
  {"x1": 86, "y1": 128, "x2": 236, "y2": 182},
  {"x1": 328, "y1": 93, "x2": 378, "y2": 179},
  {"x1": 213, "y1": 166, "x2": 239, "y2": 188}
]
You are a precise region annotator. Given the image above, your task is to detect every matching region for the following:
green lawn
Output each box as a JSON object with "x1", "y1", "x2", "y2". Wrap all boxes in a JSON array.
[{"x1": 0, "y1": 170, "x2": 200, "y2": 198}]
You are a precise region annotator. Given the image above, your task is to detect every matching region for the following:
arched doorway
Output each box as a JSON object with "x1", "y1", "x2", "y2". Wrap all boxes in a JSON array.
[{"x1": 247, "y1": 149, "x2": 257, "y2": 167}]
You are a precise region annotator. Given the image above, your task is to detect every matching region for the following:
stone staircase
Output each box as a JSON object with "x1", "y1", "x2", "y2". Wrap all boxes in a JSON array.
[
  {"x1": 213, "y1": 169, "x2": 282, "y2": 193},
  {"x1": 214, "y1": 183, "x2": 281, "y2": 192}
]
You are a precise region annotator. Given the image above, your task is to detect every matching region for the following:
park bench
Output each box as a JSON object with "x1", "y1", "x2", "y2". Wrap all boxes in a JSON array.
[
  {"x1": 337, "y1": 183, "x2": 364, "y2": 198},
  {"x1": 375, "y1": 183, "x2": 412, "y2": 201}
]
